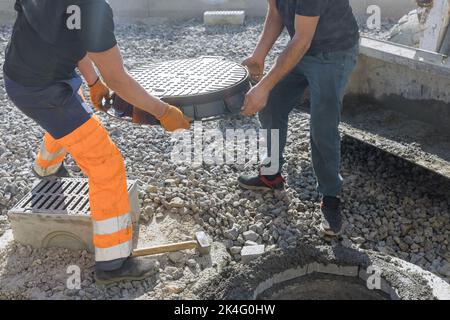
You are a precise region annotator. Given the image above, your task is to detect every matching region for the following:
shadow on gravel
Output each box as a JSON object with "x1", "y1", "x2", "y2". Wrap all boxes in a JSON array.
[{"x1": 0, "y1": 228, "x2": 161, "y2": 300}]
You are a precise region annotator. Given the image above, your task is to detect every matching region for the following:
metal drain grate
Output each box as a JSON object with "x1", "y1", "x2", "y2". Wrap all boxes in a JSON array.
[
  {"x1": 10, "y1": 178, "x2": 136, "y2": 216},
  {"x1": 108, "y1": 56, "x2": 251, "y2": 124}
]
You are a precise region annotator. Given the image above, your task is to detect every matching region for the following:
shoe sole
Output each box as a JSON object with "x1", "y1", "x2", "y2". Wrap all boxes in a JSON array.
[
  {"x1": 238, "y1": 181, "x2": 284, "y2": 191},
  {"x1": 31, "y1": 166, "x2": 71, "y2": 179},
  {"x1": 319, "y1": 224, "x2": 342, "y2": 237},
  {"x1": 95, "y1": 272, "x2": 155, "y2": 286}
]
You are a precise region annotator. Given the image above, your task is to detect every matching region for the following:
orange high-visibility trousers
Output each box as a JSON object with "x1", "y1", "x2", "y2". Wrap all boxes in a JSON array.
[{"x1": 36, "y1": 116, "x2": 132, "y2": 263}]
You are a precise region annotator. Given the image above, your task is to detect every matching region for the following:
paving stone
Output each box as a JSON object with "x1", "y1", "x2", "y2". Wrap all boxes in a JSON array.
[
  {"x1": 241, "y1": 244, "x2": 265, "y2": 264},
  {"x1": 204, "y1": 11, "x2": 245, "y2": 26}
]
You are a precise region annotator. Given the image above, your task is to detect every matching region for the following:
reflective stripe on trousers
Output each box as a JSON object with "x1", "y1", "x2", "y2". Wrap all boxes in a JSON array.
[
  {"x1": 95, "y1": 238, "x2": 133, "y2": 262},
  {"x1": 34, "y1": 132, "x2": 67, "y2": 176},
  {"x1": 93, "y1": 213, "x2": 133, "y2": 261}
]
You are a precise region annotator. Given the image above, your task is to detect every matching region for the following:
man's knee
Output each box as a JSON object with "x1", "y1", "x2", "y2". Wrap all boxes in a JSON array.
[
  {"x1": 57, "y1": 117, "x2": 126, "y2": 179},
  {"x1": 80, "y1": 128, "x2": 125, "y2": 182}
]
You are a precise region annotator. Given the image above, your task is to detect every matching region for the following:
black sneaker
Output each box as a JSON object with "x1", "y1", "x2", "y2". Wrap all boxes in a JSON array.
[
  {"x1": 320, "y1": 196, "x2": 343, "y2": 237},
  {"x1": 95, "y1": 257, "x2": 160, "y2": 285},
  {"x1": 32, "y1": 163, "x2": 71, "y2": 179},
  {"x1": 238, "y1": 172, "x2": 285, "y2": 191}
]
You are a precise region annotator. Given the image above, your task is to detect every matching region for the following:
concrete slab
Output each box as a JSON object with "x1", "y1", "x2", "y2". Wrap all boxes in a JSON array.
[
  {"x1": 204, "y1": 11, "x2": 245, "y2": 25},
  {"x1": 241, "y1": 244, "x2": 265, "y2": 264},
  {"x1": 347, "y1": 36, "x2": 450, "y2": 140},
  {"x1": 7, "y1": 178, "x2": 141, "y2": 253}
]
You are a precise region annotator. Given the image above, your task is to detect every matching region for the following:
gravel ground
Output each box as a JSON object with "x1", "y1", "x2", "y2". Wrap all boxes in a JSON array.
[{"x1": 0, "y1": 18, "x2": 449, "y2": 300}]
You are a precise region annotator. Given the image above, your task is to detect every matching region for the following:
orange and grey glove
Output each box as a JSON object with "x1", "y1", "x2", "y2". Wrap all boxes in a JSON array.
[
  {"x1": 89, "y1": 77, "x2": 111, "y2": 112},
  {"x1": 157, "y1": 105, "x2": 191, "y2": 132}
]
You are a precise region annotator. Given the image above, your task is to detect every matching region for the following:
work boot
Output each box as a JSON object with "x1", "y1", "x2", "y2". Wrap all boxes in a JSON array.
[
  {"x1": 320, "y1": 196, "x2": 343, "y2": 237},
  {"x1": 94, "y1": 257, "x2": 160, "y2": 285},
  {"x1": 32, "y1": 163, "x2": 71, "y2": 179},
  {"x1": 238, "y1": 171, "x2": 285, "y2": 191}
]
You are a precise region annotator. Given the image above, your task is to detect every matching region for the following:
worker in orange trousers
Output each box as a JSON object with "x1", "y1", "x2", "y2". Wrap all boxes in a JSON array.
[{"x1": 3, "y1": 0, "x2": 190, "y2": 284}]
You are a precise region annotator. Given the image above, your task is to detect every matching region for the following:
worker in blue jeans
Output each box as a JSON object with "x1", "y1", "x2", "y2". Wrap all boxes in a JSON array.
[{"x1": 239, "y1": 0, "x2": 360, "y2": 236}]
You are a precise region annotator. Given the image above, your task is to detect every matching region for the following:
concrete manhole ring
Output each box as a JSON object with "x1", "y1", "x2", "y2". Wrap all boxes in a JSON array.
[{"x1": 197, "y1": 245, "x2": 450, "y2": 300}]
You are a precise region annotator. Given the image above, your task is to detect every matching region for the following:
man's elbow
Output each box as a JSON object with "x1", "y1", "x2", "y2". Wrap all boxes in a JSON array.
[{"x1": 292, "y1": 36, "x2": 312, "y2": 52}]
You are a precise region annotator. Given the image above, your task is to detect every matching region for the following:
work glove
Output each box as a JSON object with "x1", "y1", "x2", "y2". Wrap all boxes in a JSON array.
[
  {"x1": 157, "y1": 105, "x2": 191, "y2": 132},
  {"x1": 89, "y1": 77, "x2": 111, "y2": 112}
]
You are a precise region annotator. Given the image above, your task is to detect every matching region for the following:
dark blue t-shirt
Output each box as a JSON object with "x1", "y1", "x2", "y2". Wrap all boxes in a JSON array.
[
  {"x1": 276, "y1": 0, "x2": 359, "y2": 54},
  {"x1": 4, "y1": 0, "x2": 117, "y2": 86}
]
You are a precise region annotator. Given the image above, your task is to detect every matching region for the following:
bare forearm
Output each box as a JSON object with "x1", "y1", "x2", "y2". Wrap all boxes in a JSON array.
[
  {"x1": 241, "y1": 15, "x2": 319, "y2": 117},
  {"x1": 259, "y1": 36, "x2": 310, "y2": 91},
  {"x1": 77, "y1": 55, "x2": 99, "y2": 86},
  {"x1": 106, "y1": 72, "x2": 167, "y2": 119},
  {"x1": 87, "y1": 47, "x2": 167, "y2": 119},
  {"x1": 253, "y1": 2, "x2": 284, "y2": 60}
]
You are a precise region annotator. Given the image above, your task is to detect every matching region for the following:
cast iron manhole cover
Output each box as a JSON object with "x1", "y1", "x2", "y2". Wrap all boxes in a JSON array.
[{"x1": 108, "y1": 56, "x2": 251, "y2": 124}]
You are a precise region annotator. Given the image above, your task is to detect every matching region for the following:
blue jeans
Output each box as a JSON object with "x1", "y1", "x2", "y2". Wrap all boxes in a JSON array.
[{"x1": 260, "y1": 44, "x2": 359, "y2": 197}]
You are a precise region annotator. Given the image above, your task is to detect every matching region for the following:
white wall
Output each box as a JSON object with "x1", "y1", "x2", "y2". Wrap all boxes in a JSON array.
[{"x1": 0, "y1": 0, "x2": 418, "y2": 24}]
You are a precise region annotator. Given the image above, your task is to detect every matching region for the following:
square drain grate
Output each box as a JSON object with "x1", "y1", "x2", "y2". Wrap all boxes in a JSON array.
[{"x1": 10, "y1": 178, "x2": 137, "y2": 216}]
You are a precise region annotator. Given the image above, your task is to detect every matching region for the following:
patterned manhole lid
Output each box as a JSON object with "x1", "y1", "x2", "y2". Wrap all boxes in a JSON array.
[{"x1": 107, "y1": 56, "x2": 251, "y2": 124}]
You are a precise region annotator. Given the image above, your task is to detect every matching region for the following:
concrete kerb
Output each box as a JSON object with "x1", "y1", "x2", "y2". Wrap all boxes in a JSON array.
[{"x1": 195, "y1": 245, "x2": 450, "y2": 300}]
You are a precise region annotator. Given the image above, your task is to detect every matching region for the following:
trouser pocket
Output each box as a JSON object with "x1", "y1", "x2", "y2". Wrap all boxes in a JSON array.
[{"x1": 4, "y1": 74, "x2": 92, "y2": 139}]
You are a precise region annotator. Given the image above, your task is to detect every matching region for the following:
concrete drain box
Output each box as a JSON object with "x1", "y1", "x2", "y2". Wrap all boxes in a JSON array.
[{"x1": 7, "y1": 178, "x2": 140, "y2": 252}]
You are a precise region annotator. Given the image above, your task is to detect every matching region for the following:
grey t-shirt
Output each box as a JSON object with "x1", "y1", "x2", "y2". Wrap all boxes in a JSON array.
[{"x1": 276, "y1": 0, "x2": 359, "y2": 54}]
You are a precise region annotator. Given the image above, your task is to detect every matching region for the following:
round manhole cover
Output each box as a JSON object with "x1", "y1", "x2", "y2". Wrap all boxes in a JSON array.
[{"x1": 108, "y1": 56, "x2": 251, "y2": 124}]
